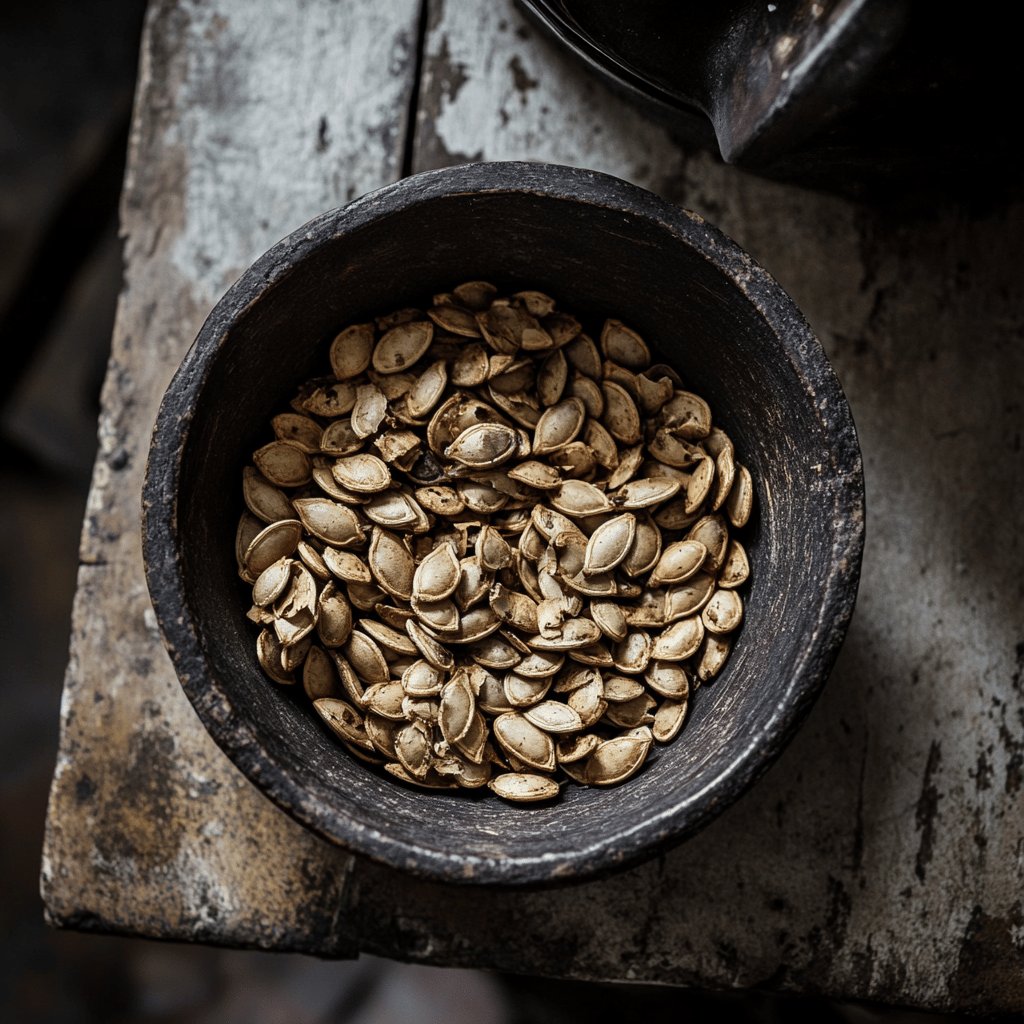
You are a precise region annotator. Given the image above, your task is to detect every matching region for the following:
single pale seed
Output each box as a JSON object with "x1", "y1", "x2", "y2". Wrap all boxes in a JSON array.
[
  {"x1": 253, "y1": 557, "x2": 293, "y2": 607},
  {"x1": 445, "y1": 422, "x2": 519, "y2": 467},
  {"x1": 651, "y1": 616, "x2": 705, "y2": 661},
  {"x1": 344, "y1": 630, "x2": 389, "y2": 685},
  {"x1": 600, "y1": 319, "x2": 650, "y2": 370},
  {"x1": 537, "y1": 349, "x2": 568, "y2": 406},
  {"x1": 645, "y1": 660, "x2": 691, "y2": 700},
  {"x1": 725, "y1": 463, "x2": 754, "y2": 527},
  {"x1": 533, "y1": 398, "x2": 586, "y2": 455},
  {"x1": 368, "y1": 528, "x2": 415, "y2": 601},
  {"x1": 322, "y1": 548, "x2": 371, "y2": 583},
  {"x1": 413, "y1": 542, "x2": 461, "y2": 601},
  {"x1": 611, "y1": 477, "x2": 680, "y2": 509},
  {"x1": 243, "y1": 466, "x2": 297, "y2": 523},
  {"x1": 590, "y1": 599, "x2": 627, "y2": 642},
  {"x1": 585, "y1": 732, "x2": 652, "y2": 785},
  {"x1": 685, "y1": 455, "x2": 715, "y2": 514},
  {"x1": 603, "y1": 675, "x2": 646, "y2": 703},
  {"x1": 621, "y1": 514, "x2": 662, "y2": 577},
  {"x1": 439, "y1": 672, "x2": 476, "y2": 744},
  {"x1": 488, "y1": 773, "x2": 559, "y2": 802},
  {"x1": 504, "y1": 672, "x2": 552, "y2": 708},
  {"x1": 492, "y1": 713, "x2": 556, "y2": 772},
  {"x1": 373, "y1": 320, "x2": 433, "y2": 374},
  {"x1": 601, "y1": 381, "x2": 641, "y2": 444},
  {"x1": 351, "y1": 384, "x2": 388, "y2": 438},
  {"x1": 686, "y1": 515, "x2": 730, "y2": 571},
  {"x1": 524, "y1": 701, "x2": 583, "y2": 734},
  {"x1": 320, "y1": 419, "x2": 364, "y2": 457},
  {"x1": 702, "y1": 588, "x2": 744, "y2": 634},
  {"x1": 254, "y1": 441, "x2": 311, "y2": 488},
  {"x1": 330, "y1": 323, "x2": 374, "y2": 379},
  {"x1": 428, "y1": 304, "x2": 480, "y2": 338},
  {"x1": 718, "y1": 539, "x2": 750, "y2": 588},
  {"x1": 362, "y1": 679, "x2": 406, "y2": 720},
  {"x1": 317, "y1": 584, "x2": 353, "y2": 648},
  {"x1": 514, "y1": 650, "x2": 566, "y2": 679},
  {"x1": 360, "y1": 618, "x2": 418, "y2": 655},
  {"x1": 508, "y1": 460, "x2": 561, "y2": 490},
  {"x1": 583, "y1": 513, "x2": 636, "y2": 576},
  {"x1": 293, "y1": 498, "x2": 364, "y2": 547},
  {"x1": 476, "y1": 525, "x2": 512, "y2": 571},
  {"x1": 402, "y1": 659, "x2": 444, "y2": 696},
  {"x1": 551, "y1": 480, "x2": 611, "y2": 517},
  {"x1": 405, "y1": 618, "x2": 454, "y2": 670},
  {"x1": 331, "y1": 453, "x2": 391, "y2": 494},
  {"x1": 244, "y1": 519, "x2": 302, "y2": 577},
  {"x1": 649, "y1": 538, "x2": 707, "y2": 586},
  {"x1": 653, "y1": 699, "x2": 688, "y2": 743},
  {"x1": 297, "y1": 540, "x2": 330, "y2": 580},
  {"x1": 414, "y1": 597, "x2": 460, "y2": 633},
  {"x1": 611, "y1": 631, "x2": 652, "y2": 674},
  {"x1": 697, "y1": 633, "x2": 732, "y2": 682}
]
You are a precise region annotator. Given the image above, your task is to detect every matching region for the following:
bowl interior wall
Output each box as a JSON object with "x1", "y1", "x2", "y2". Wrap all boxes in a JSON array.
[{"x1": 178, "y1": 190, "x2": 831, "y2": 864}]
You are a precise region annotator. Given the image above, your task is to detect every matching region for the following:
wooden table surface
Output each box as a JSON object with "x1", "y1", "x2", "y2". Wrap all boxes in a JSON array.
[{"x1": 41, "y1": 0, "x2": 1024, "y2": 1013}]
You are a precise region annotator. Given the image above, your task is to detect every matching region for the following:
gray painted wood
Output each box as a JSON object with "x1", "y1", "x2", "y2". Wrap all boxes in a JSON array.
[{"x1": 43, "y1": 0, "x2": 1024, "y2": 1012}]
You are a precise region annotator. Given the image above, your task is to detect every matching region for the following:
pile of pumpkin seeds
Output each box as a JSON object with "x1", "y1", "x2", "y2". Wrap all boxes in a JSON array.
[{"x1": 237, "y1": 282, "x2": 753, "y2": 803}]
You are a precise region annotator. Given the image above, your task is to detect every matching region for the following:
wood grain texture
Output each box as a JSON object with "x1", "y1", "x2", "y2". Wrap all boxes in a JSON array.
[
  {"x1": 42, "y1": 0, "x2": 423, "y2": 954},
  {"x1": 43, "y1": 0, "x2": 1024, "y2": 1012}
]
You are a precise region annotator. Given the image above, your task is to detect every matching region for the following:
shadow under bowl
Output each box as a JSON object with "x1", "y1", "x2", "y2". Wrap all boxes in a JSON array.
[{"x1": 143, "y1": 161, "x2": 864, "y2": 887}]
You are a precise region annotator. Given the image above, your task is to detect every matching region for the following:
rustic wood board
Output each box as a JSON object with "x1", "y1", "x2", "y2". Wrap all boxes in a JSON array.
[{"x1": 43, "y1": 0, "x2": 1024, "y2": 1012}]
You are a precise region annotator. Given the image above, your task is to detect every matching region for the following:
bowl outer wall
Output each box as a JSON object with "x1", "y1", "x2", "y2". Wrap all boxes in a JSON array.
[{"x1": 142, "y1": 161, "x2": 865, "y2": 886}]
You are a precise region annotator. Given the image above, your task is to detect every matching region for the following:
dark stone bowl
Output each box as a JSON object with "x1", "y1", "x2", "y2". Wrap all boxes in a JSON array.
[{"x1": 143, "y1": 161, "x2": 864, "y2": 887}]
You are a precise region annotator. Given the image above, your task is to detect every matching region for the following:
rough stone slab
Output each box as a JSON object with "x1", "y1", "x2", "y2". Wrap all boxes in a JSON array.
[{"x1": 43, "y1": 0, "x2": 1024, "y2": 1014}]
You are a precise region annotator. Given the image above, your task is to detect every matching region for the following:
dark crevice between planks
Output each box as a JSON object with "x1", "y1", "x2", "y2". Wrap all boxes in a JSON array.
[{"x1": 400, "y1": 0, "x2": 432, "y2": 179}]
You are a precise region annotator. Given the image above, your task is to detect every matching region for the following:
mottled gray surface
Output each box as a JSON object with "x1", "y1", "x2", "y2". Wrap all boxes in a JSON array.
[{"x1": 42, "y1": 0, "x2": 1024, "y2": 1014}]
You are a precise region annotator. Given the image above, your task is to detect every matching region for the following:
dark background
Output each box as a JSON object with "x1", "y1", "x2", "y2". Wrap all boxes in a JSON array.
[{"x1": 0, "y1": 1, "x2": 998, "y2": 1020}]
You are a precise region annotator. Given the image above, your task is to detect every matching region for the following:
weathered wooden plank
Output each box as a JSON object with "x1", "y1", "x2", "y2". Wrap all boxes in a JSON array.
[
  {"x1": 378, "y1": 0, "x2": 1022, "y2": 1013},
  {"x1": 42, "y1": 0, "x2": 423, "y2": 952},
  {"x1": 42, "y1": 0, "x2": 1024, "y2": 1013}
]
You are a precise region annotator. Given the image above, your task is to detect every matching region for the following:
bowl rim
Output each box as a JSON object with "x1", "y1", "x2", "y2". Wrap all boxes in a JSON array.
[{"x1": 142, "y1": 160, "x2": 865, "y2": 886}]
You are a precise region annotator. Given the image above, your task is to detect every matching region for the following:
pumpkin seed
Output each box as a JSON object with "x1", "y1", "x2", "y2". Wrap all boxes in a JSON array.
[
  {"x1": 645, "y1": 660, "x2": 691, "y2": 700},
  {"x1": 317, "y1": 584, "x2": 353, "y2": 647},
  {"x1": 492, "y1": 713, "x2": 556, "y2": 772},
  {"x1": 488, "y1": 773, "x2": 559, "y2": 802},
  {"x1": 244, "y1": 519, "x2": 302, "y2": 577},
  {"x1": 330, "y1": 323, "x2": 374, "y2": 380},
  {"x1": 585, "y1": 732, "x2": 652, "y2": 785},
  {"x1": 293, "y1": 498, "x2": 364, "y2": 547},
  {"x1": 413, "y1": 542, "x2": 461, "y2": 601},
  {"x1": 725, "y1": 463, "x2": 753, "y2": 527},
  {"x1": 373, "y1": 320, "x2": 433, "y2": 374},
  {"x1": 583, "y1": 513, "x2": 636, "y2": 576},
  {"x1": 653, "y1": 699, "x2": 688, "y2": 742},
  {"x1": 533, "y1": 398, "x2": 586, "y2": 455},
  {"x1": 702, "y1": 588, "x2": 744, "y2": 634},
  {"x1": 649, "y1": 539, "x2": 707, "y2": 586},
  {"x1": 600, "y1": 319, "x2": 650, "y2": 369},
  {"x1": 254, "y1": 441, "x2": 311, "y2": 488},
  {"x1": 718, "y1": 539, "x2": 750, "y2": 588},
  {"x1": 651, "y1": 616, "x2": 704, "y2": 661},
  {"x1": 243, "y1": 466, "x2": 297, "y2": 523}
]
